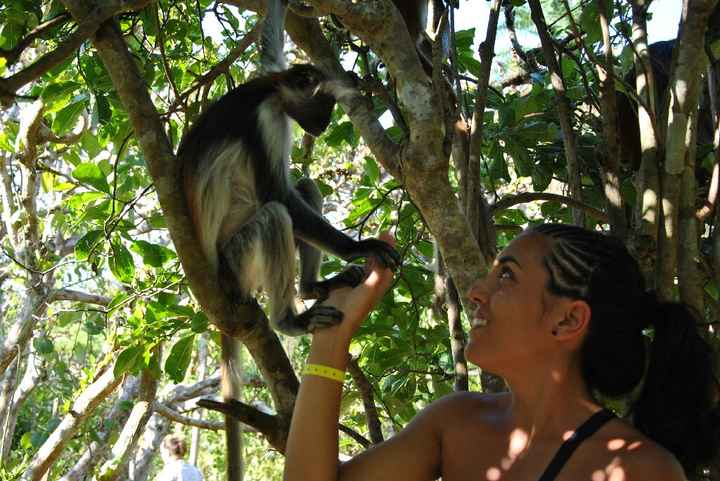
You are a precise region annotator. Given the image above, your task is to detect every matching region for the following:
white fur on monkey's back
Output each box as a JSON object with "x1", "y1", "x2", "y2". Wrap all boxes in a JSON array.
[{"x1": 190, "y1": 95, "x2": 293, "y2": 296}]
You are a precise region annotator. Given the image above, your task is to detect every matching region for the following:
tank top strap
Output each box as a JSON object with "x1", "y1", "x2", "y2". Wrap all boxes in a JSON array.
[{"x1": 537, "y1": 409, "x2": 616, "y2": 481}]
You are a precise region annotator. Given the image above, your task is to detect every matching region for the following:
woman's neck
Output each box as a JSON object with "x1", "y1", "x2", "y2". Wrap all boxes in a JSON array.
[{"x1": 501, "y1": 354, "x2": 602, "y2": 443}]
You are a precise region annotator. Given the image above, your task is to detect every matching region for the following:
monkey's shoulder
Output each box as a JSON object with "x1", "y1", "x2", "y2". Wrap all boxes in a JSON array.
[{"x1": 177, "y1": 78, "x2": 282, "y2": 160}]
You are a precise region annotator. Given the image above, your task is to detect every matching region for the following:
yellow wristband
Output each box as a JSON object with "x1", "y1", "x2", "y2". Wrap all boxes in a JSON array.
[{"x1": 302, "y1": 363, "x2": 345, "y2": 383}]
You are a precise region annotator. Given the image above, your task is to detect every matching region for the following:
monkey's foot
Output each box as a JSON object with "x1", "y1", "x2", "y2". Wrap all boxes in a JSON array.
[{"x1": 299, "y1": 265, "x2": 366, "y2": 300}]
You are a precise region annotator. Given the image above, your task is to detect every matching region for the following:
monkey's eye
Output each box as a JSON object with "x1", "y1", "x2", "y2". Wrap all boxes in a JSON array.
[{"x1": 298, "y1": 73, "x2": 318, "y2": 88}]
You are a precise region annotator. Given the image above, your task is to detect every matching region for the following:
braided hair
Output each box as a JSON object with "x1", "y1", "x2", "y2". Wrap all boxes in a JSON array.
[{"x1": 529, "y1": 223, "x2": 719, "y2": 477}]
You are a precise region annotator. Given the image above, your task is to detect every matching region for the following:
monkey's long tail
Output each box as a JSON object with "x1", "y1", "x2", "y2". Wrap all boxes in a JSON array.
[{"x1": 221, "y1": 334, "x2": 244, "y2": 480}]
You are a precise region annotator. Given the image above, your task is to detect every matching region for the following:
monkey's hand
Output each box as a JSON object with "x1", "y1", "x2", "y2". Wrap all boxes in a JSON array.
[
  {"x1": 348, "y1": 238, "x2": 401, "y2": 270},
  {"x1": 299, "y1": 265, "x2": 366, "y2": 301}
]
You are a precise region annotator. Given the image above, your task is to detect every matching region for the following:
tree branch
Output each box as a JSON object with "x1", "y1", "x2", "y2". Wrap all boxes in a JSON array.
[
  {"x1": 490, "y1": 192, "x2": 609, "y2": 222},
  {"x1": 153, "y1": 401, "x2": 224, "y2": 430},
  {"x1": 347, "y1": 358, "x2": 383, "y2": 444},
  {"x1": 20, "y1": 360, "x2": 123, "y2": 481},
  {"x1": 197, "y1": 399, "x2": 286, "y2": 452},
  {"x1": 0, "y1": 13, "x2": 71, "y2": 66},
  {"x1": 165, "y1": 23, "x2": 261, "y2": 115},
  {"x1": 50, "y1": 288, "x2": 112, "y2": 306},
  {"x1": 0, "y1": 0, "x2": 152, "y2": 100}
]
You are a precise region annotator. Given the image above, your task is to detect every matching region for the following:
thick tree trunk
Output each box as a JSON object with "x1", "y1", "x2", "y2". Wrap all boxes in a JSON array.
[
  {"x1": 0, "y1": 293, "x2": 47, "y2": 374},
  {"x1": 597, "y1": 0, "x2": 627, "y2": 238},
  {"x1": 658, "y1": 0, "x2": 718, "y2": 300},
  {"x1": 678, "y1": 106, "x2": 704, "y2": 313},
  {"x1": 631, "y1": 0, "x2": 661, "y2": 287},
  {"x1": 1, "y1": 347, "x2": 42, "y2": 463}
]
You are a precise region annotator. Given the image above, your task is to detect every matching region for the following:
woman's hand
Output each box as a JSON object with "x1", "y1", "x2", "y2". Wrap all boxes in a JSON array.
[{"x1": 319, "y1": 232, "x2": 397, "y2": 341}]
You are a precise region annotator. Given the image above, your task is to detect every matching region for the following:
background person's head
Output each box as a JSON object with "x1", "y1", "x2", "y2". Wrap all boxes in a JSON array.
[{"x1": 161, "y1": 435, "x2": 187, "y2": 462}]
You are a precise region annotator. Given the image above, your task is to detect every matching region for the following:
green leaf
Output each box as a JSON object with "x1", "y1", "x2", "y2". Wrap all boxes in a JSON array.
[
  {"x1": 114, "y1": 345, "x2": 142, "y2": 377},
  {"x1": 66, "y1": 192, "x2": 106, "y2": 210},
  {"x1": 20, "y1": 432, "x2": 32, "y2": 450},
  {"x1": 75, "y1": 230, "x2": 104, "y2": 261},
  {"x1": 109, "y1": 239, "x2": 135, "y2": 284},
  {"x1": 364, "y1": 156, "x2": 380, "y2": 184},
  {"x1": 165, "y1": 335, "x2": 195, "y2": 383},
  {"x1": 95, "y1": 93, "x2": 112, "y2": 125},
  {"x1": 325, "y1": 121, "x2": 357, "y2": 148},
  {"x1": 41, "y1": 82, "x2": 81, "y2": 103},
  {"x1": 33, "y1": 336, "x2": 54, "y2": 354},
  {"x1": 84, "y1": 312, "x2": 105, "y2": 335},
  {"x1": 53, "y1": 98, "x2": 87, "y2": 136},
  {"x1": 57, "y1": 311, "x2": 80, "y2": 327},
  {"x1": 130, "y1": 240, "x2": 175, "y2": 267},
  {"x1": 72, "y1": 163, "x2": 110, "y2": 194},
  {"x1": 454, "y1": 29, "x2": 476, "y2": 52},
  {"x1": 190, "y1": 312, "x2": 209, "y2": 333}
]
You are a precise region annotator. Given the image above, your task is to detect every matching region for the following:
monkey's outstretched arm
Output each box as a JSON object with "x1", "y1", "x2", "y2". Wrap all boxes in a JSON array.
[
  {"x1": 260, "y1": 0, "x2": 288, "y2": 73},
  {"x1": 286, "y1": 189, "x2": 401, "y2": 269}
]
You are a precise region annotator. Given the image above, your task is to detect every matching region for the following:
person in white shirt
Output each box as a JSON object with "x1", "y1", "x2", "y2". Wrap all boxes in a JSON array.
[{"x1": 156, "y1": 435, "x2": 204, "y2": 481}]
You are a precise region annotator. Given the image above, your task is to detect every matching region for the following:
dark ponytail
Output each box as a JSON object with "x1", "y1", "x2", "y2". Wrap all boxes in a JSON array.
[
  {"x1": 528, "y1": 223, "x2": 720, "y2": 476},
  {"x1": 633, "y1": 299, "x2": 720, "y2": 477}
]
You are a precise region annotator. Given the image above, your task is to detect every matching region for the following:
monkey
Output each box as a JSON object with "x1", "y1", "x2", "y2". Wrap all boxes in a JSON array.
[
  {"x1": 617, "y1": 39, "x2": 715, "y2": 170},
  {"x1": 178, "y1": 0, "x2": 400, "y2": 336}
]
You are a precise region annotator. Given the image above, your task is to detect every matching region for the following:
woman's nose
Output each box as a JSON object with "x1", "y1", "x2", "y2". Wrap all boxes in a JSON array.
[{"x1": 467, "y1": 278, "x2": 489, "y2": 305}]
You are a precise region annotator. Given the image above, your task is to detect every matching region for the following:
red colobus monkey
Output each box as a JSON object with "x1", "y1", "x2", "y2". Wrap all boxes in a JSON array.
[{"x1": 178, "y1": 0, "x2": 399, "y2": 335}]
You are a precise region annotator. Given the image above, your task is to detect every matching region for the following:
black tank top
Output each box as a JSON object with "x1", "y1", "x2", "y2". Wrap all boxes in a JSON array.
[{"x1": 537, "y1": 409, "x2": 616, "y2": 481}]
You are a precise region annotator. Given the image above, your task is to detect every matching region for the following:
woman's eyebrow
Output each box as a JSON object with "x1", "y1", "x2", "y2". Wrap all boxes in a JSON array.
[{"x1": 497, "y1": 255, "x2": 522, "y2": 269}]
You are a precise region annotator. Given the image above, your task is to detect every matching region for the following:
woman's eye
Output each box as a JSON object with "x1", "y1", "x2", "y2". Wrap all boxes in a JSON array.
[{"x1": 498, "y1": 267, "x2": 514, "y2": 281}]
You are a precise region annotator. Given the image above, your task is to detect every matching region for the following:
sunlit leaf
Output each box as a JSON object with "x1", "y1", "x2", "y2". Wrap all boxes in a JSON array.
[{"x1": 165, "y1": 335, "x2": 195, "y2": 383}]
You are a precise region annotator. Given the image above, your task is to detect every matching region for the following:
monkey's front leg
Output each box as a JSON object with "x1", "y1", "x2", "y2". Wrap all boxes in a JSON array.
[
  {"x1": 294, "y1": 178, "x2": 366, "y2": 301},
  {"x1": 221, "y1": 200, "x2": 345, "y2": 335},
  {"x1": 287, "y1": 187, "x2": 401, "y2": 270}
]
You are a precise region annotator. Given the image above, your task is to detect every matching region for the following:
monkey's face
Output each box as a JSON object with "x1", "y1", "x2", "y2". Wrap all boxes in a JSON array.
[{"x1": 279, "y1": 64, "x2": 337, "y2": 136}]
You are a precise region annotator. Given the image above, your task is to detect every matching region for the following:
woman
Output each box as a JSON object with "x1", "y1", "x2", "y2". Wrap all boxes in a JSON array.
[{"x1": 283, "y1": 224, "x2": 719, "y2": 481}]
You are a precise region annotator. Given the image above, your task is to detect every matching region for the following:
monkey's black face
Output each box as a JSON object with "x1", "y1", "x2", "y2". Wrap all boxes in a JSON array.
[{"x1": 280, "y1": 65, "x2": 337, "y2": 136}]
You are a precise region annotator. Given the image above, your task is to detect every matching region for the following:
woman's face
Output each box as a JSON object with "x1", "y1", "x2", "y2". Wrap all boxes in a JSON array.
[{"x1": 464, "y1": 232, "x2": 564, "y2": 376}]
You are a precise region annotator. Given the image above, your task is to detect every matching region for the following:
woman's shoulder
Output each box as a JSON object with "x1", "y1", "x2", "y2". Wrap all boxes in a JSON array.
[
  {"x1": 420, "y1": 390, "x2": 510, "y2": 426},
  {"x1": 593, "y1": 417, "x2": 687, "y2": 481}
]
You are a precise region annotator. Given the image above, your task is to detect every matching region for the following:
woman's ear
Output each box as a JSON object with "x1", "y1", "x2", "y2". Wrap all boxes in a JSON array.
[{"x1": 552, "y1": 299, "x2": 591, "y2": 340}]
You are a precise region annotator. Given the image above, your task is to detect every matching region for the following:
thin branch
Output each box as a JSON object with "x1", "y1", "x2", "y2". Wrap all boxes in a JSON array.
[
  {"x1": 503, "y1": 3, "x2": 538, "y2": 72},
  {"x1": 164, "y1": 23, "x2": 260, "y2": 115},
  {"x1": 0, "y1": 13, "x2": 71, "y2": 66},
  {"x1": 197, "y1": 398, "x2": 285, "y2": 451},
  {"x1": 347, "y1": 358, "x2": 383, "y2": 444},
  {"x1": 50, "y1": 288, "x2": 112, "y2": 306},
  {"x1": 338, "y1": 424, "x2": 370, "y2": 449},
  {"x1": 490, "y1": 192, "x2": 608, "y2": 222},
  {"x1": 166, "y1": 374, "x2": 221, "y2": 404},
  {"x1": 153, "y1": 401, "x2": 224, "y2": 430}
]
